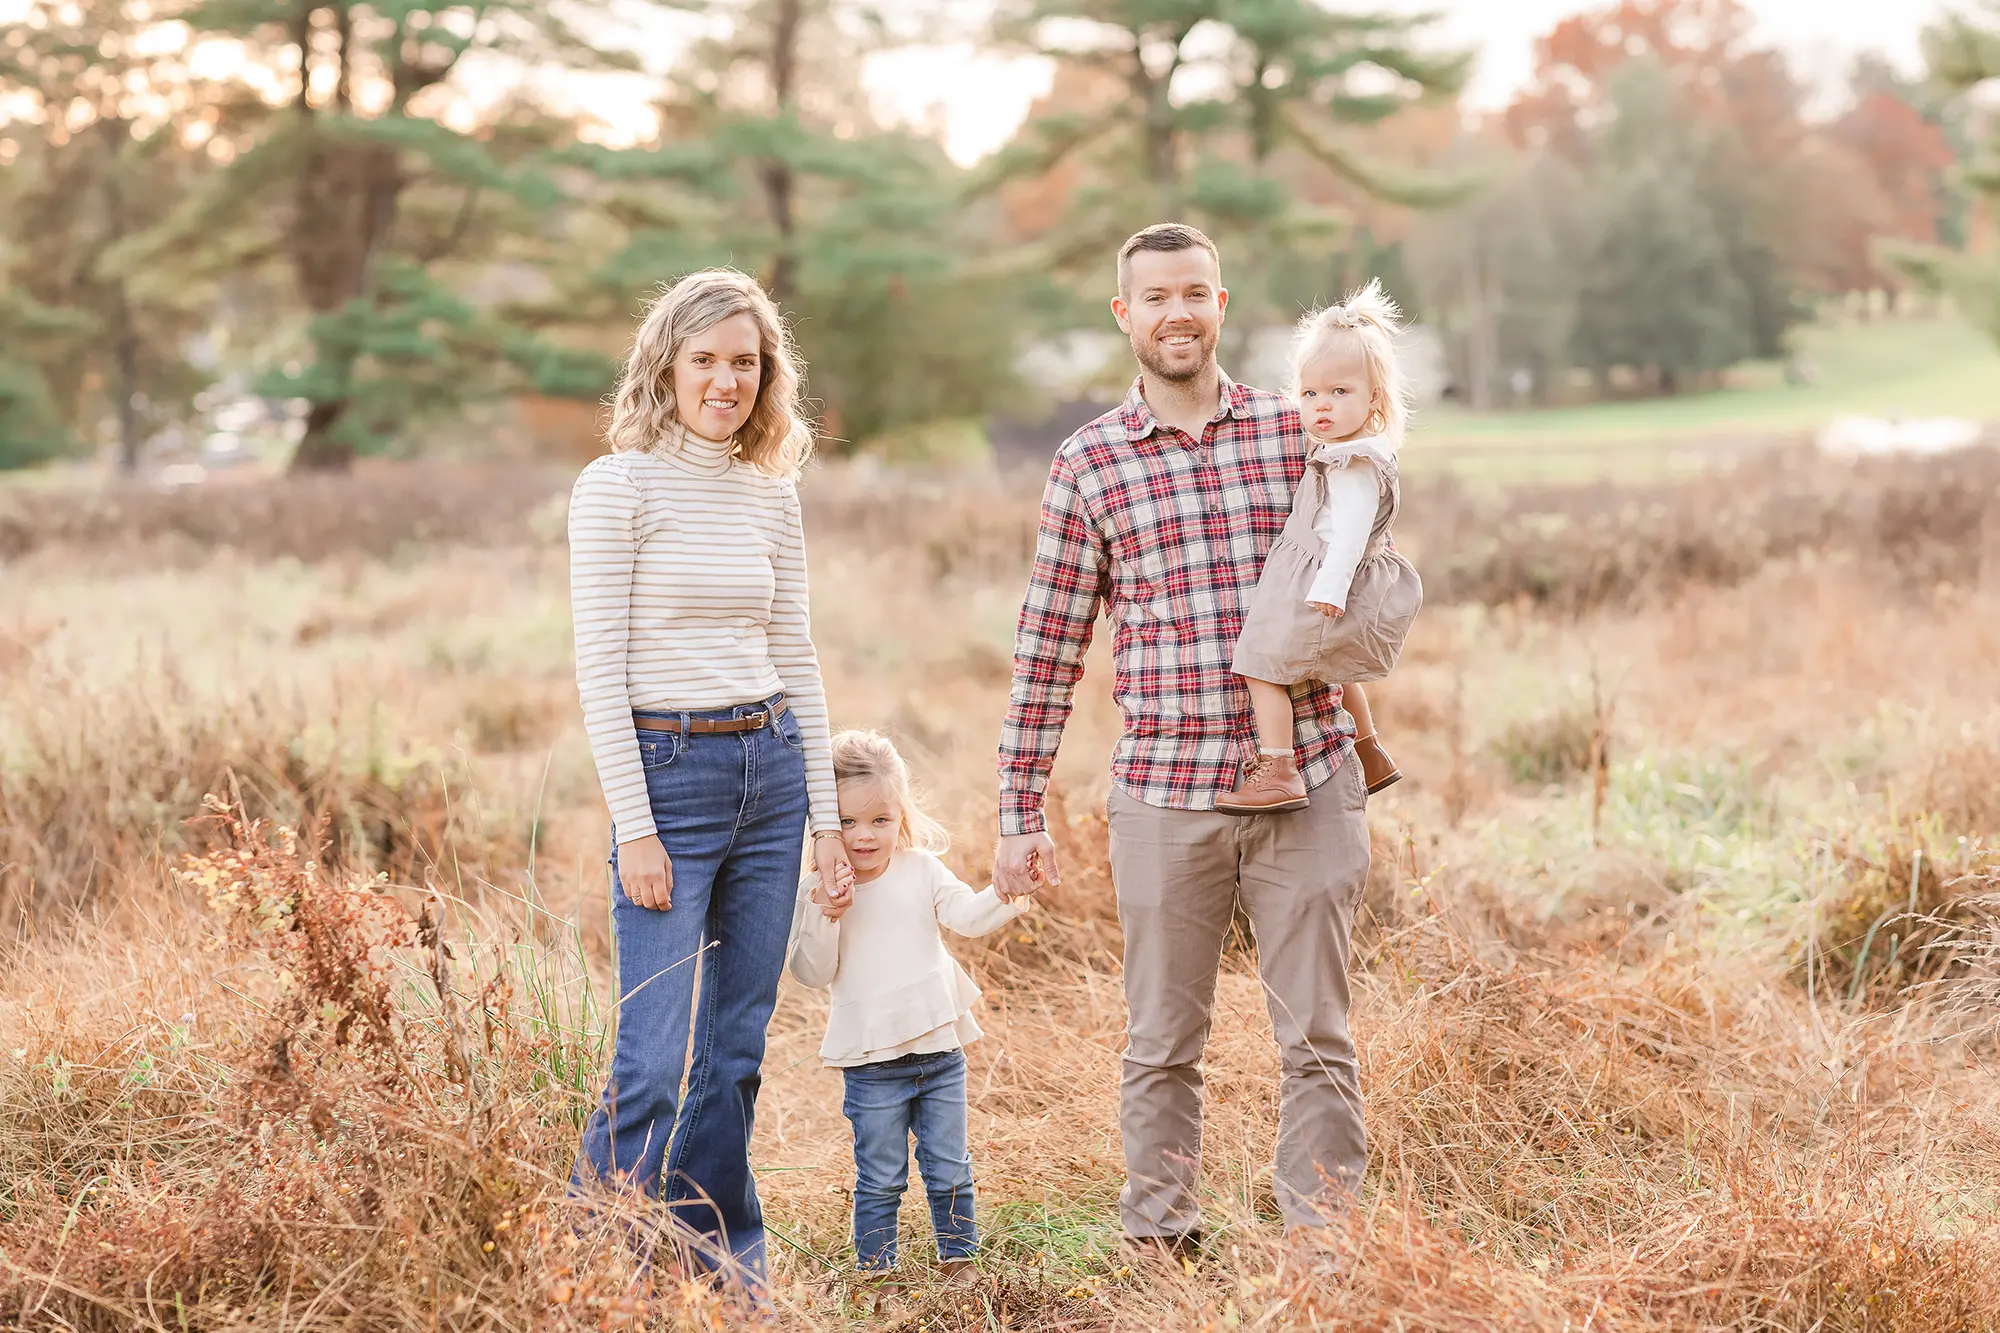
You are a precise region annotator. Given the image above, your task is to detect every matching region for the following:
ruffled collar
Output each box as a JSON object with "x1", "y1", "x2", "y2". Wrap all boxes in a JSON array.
[{"x1": 1309, "y1": 432, "x2": 1397, "y2": 470}]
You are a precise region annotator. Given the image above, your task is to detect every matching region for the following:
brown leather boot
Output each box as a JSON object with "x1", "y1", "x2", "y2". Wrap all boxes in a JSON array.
[
  {"x1": 1353, "y1": 734, "x2": 1401, "y2": 794},
  {"x1": 1216, "y1": 752, "x2": 1310, "y2": 814}
]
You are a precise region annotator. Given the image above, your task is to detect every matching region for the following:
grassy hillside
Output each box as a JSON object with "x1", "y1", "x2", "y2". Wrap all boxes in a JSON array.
[{"x1": 1414, "y1": 318, "x2": 2000, "y2": 480}]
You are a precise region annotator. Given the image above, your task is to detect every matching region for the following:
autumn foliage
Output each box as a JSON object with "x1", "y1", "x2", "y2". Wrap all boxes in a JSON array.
[{"x1": 1505, "y1": 0, "x2": 1954, "y2": 294}]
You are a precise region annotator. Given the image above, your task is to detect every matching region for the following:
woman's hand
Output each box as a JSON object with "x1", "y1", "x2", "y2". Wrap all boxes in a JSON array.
[
  {"x1": 1309, "y1": 601, "x2": 1345, "y2": 619},
  {"x1": 619, "y1": 834, "x2": 673, "y2": 911},
  {"x1": 814, "y1": 834, "x2": 855, "y2": 919}
]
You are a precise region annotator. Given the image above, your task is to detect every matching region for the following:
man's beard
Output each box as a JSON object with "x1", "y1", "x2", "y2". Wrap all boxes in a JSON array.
[{"x1": 1131, "y1": 327, "x2": 1217, "y2": 384}]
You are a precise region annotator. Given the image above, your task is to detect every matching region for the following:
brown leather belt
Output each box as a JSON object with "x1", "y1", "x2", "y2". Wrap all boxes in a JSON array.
[{"x1": 633, "y1": 697, "x2": 788, "y2": 735}]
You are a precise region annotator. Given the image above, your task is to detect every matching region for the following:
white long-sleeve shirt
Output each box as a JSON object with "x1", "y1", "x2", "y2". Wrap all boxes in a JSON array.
[
  {"x1": 1304, "y1": 436, "x2": 1393, "y2": 611},
  {"x1": 567, "y1": 436, "x2": 839, "y2": 844},
  {"x1": 788, "y1": 849, "x2": 1026, "y2": 1067}
]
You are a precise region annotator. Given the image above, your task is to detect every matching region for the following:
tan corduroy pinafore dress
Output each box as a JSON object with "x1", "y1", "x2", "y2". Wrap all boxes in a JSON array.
[{"x1": 1232, "y1": 440, "x2": 1422, "y2": 686}]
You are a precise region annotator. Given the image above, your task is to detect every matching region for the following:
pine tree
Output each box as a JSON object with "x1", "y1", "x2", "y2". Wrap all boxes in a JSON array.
[
  {"x1": 129, "y1": 1, "x2": 628, "y2": 471},
  {"x1": 567, "y1": 0, "x2": 1032, "y2": 450},
  {"x1": 1887, "y1": 6, "x2": 2000, "y2": 347},
  {"x1": 987, "y1": 0, "x2": 1468, "y2": 285},
  {"x1": 0, "y1": 0, "x2": 215, "y2": 469},
  {"x1": 0, "y1": 280, "x2": 90, "y2": 467}
]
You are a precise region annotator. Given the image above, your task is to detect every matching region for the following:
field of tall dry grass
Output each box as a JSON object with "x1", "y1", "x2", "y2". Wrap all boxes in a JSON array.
[{"x1": 2, "y1": 451, "x2": 1998, "y2": 1331}]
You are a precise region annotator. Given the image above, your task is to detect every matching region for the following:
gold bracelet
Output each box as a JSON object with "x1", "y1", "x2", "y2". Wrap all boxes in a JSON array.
[{"x1": 811, "y1": 830, "x2": 844, "y2": 842}]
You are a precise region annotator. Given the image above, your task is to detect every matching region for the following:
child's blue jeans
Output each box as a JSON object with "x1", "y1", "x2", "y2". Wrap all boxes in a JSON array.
[{"x1": 841, "y1": 1048, "x2": 977, "y2": 1269}]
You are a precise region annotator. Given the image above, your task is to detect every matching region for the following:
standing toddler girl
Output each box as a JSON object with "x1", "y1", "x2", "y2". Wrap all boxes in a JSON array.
[
  {"x1": 788, "y1": 729, "x2": 1031, "y2": 1282},
  {"x1": 1220, "y1": 279, "x2": 1423, "y2": 813}
]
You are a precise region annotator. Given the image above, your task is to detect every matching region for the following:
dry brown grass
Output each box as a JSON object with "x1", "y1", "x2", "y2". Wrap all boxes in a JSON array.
[
  {"x1": 7, "y1": 447, "x2": 1997, "y2": 615},
  {"x1": 0, "y1": 461, "x2": 570, "y2": 565},
  {"x1": 1, "y1": 456, "x2": 1998, "y2": 1330},
  {"x1": 0, "y1": 672, "x2": 530, "y2": 922},
  {"x1": 1412, "y1": 445, "x2": 2000, "y2": 613}
]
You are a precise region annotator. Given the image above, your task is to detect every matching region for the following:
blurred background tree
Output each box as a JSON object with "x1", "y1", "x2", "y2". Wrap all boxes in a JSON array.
[
  {"x1": 1887, "y1": 4, "x2": 2000, "y2": 348},
  {"x1": 115, "y1": 0, "x2": 637, "y2": 470},
  {"x1": 987, "y1": 0, "x2": 1469, "y2": 297},
  {"x1": 560, "y1": 0, "x2": 1035, "y2": 449},
  {"x1": 0, "y1": 0, "x2": 1991, "y2": 468},
  {"x1": 0, "y1": 0, "x2": 222, "y2": 469},
  {"x1": 0, "y1": 276, "x2": 89, "y2": 468}
]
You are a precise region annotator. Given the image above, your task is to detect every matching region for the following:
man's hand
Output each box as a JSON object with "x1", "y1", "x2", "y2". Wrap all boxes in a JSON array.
[
  {"x1": 814, "y1": 835, "x2": 856, "y2": 920},
  {"x1": 994, "y1": 830, "x2": 1061, "y2": 902},
  {"x1": 1309, "y1": 601, "x2": 1345, "y2": 619},
  {"x1": 619, "y1": 834, "x2": 673, "y2": 911}
]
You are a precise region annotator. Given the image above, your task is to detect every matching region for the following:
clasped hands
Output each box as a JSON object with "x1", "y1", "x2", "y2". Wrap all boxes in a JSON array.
[{"x1": 809, "y1": 832, "x2": 858, "y2": 920}]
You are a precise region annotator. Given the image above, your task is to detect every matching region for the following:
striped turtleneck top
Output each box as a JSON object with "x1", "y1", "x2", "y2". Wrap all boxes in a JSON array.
[{"x1": 567, "y1": 431, "x2": 838, "y2": 843}]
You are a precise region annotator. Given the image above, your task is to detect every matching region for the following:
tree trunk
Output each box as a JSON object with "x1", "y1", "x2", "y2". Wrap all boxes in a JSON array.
[
  {"x1": 1463, "y1": 253, "x2": 1498, "y2": 410},
  {"x1": 292, "y1": 400, "x2": 354, "y2": 471},
  {"x1": 1144, "y1": 73, "x2": 1177, "y2": 217},
  {"x1": 112, "y1": 312, "x2": 141, "y2": 472},
  {"x1": 101, "y1": 126, "x2": 142, "y2": 473},
  {"x1": 284, "y1": 2, "x2": 411, "y2": 472},
  {"x1": 761, "y1": 0, "x2": 801, "y2": 302},
  {"x1": 1127, "y1": 27, "x2": 1185, "y2": 219}
]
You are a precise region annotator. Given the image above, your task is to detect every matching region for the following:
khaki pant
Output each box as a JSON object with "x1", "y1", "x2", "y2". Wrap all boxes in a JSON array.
[{"x1": 1107, "y1": 754, "x2": 1370, "y2": 1237}]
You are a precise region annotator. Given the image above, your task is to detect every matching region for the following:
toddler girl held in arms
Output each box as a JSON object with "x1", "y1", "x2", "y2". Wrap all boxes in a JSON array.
[
  {"x1": 788, "y1": 730, "x2": 1033, "y2": 1286},
  {"x1": 1220, "y1": 279, "x2": 1424, "y2": 814}
]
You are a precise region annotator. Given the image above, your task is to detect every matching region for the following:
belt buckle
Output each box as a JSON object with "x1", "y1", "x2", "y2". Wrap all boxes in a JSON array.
[{"x1": 746, "y1": 710, "x2": 769, "y2": 730}]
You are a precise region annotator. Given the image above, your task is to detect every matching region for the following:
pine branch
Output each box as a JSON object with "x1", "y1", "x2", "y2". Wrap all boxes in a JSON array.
[{"x1": 1281, "y1": 104, "x2": 1486, "y2": 208}]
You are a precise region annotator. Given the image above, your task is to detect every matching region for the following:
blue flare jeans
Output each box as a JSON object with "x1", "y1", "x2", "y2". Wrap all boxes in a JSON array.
[{"x1": 572, "y1": 695, "x2": 808, "y2": 1288}]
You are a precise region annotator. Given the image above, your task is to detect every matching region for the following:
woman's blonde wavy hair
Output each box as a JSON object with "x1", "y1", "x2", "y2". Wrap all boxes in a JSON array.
[
  {"x1": 604, "y1": 268, "x2": 815, "y2": 476},
  {"x1": 829, "y1": 729, "x2": 951, "y2": 855},
  {"x1": 1290, "y1": 277, "x2": 1414, "y2": 452}
]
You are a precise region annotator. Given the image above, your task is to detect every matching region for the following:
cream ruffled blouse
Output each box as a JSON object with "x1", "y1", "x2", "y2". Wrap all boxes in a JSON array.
[
  {"x1": 786, "y1": 850, "x2": 1026, "y2": 1068},
  {"x1": 1305, "y1": 433, "x2": 1397, "y2": 612}
]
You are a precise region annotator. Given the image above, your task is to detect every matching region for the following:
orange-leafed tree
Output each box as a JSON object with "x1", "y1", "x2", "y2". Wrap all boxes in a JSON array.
[
  {"x1": 1503, "y1": 0, "x2": 1815, "y2": 356},
  {"x1": 1504, "y1": 0, "x2": 1759, "y2": 157},
  {"x1": 1831, "y1": 91, "x2": 1957, "y2": 252}
]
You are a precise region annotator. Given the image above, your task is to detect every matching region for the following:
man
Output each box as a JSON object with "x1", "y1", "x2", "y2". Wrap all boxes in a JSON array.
[{"x1": 992, "y1": 223, "x2": 1370, "y2": 1254}]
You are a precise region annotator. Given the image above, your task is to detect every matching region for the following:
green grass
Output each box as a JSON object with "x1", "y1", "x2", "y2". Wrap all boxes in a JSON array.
[{"x1": 1412, "y1": 318, "x2": 2000, "y2": 481}]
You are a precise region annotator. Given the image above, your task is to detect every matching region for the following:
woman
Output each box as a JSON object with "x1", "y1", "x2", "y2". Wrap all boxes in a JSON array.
[{"x1": 568, "y1": 268, "x2": 850, "y2": 1286}]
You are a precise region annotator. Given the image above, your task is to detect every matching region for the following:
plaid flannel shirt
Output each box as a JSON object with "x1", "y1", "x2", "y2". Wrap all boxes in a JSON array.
[{"x1": 997, "y1": 372, "x2": 1353, "y2": 836}]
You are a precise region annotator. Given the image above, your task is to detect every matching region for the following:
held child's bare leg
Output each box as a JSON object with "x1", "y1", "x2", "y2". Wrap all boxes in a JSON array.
[
  {"x1": 1342, "y1": 683, "x2": 1403, "y2": 794},
  {"x1": 1244, "y1": 676, "x2": 1298, "y2": 754},
  {"x1": 1342, "y1": 682, "x2": 1377, "y2": 741},
  {"x1": 1219, "y1": 676, "x2": 1310, "y2": 814}
]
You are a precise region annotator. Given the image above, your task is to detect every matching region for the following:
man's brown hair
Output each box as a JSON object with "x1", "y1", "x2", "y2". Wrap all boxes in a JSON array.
[{"x1": 1117, "y1": 223, "x2": 1222, "y2": 298}]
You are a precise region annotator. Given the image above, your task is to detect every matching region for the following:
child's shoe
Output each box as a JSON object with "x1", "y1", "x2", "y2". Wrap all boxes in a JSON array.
[
  {"x1": 1122, "y1": 1230, "x2": 1205, "y2": 1269},
  {"x1": 1216, "y1": 752, "x2": 1310, "y2": 814},
  {"x1": 1353, "y1": 734, "x2": 1401, "y2": 794},
  {"x1": 861, "y1": 1272, "x2": 905, "y2": 1316}
]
